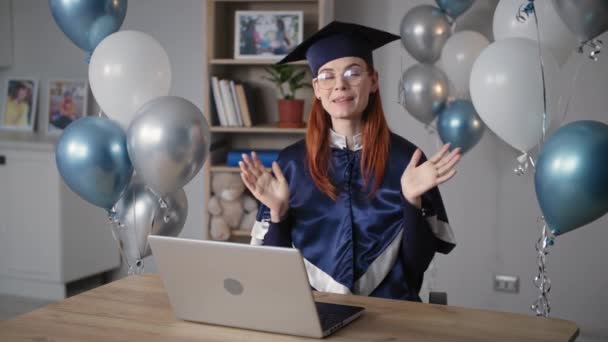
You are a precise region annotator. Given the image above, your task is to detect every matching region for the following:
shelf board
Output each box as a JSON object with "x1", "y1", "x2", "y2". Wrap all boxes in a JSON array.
[
  {"x1": 210, "y1": 59, "x2": 308, "y2": 66},
  {"x1": 231, "y1": 229, "x2": 252, "y2": 238},
  {"x1": 210, "y1": 124, "x2": 306, "y2": 134},
  {"x1": 210, "y1": 165, "x2": 240, "y2": 173}
]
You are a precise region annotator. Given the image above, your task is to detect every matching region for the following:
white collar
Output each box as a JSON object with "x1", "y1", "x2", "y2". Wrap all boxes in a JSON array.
[{"x1": 329, "y1": 129, "x2": 362, "y2": 151}]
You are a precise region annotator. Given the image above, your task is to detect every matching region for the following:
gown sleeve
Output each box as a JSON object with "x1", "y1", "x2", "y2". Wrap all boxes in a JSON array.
[
  {"x1": 250, "y1": 203, "x2": 293, "y2": 247},
  {"x1": 249, "y1": 143, "x2": 301, "y2": 247}
]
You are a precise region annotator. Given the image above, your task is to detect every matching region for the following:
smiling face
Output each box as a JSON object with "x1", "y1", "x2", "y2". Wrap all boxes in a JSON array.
[
  {"x1": 16, "y1": 87, "x2": 28, "y2": 102},
  {"x1": 313, "y1": 56, "x2": 378, "y2": 122}
]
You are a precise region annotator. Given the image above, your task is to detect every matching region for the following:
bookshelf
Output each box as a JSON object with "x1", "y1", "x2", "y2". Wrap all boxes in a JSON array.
[{"x1": 203, "y1": 0, "x2": 334, "y2": 242}]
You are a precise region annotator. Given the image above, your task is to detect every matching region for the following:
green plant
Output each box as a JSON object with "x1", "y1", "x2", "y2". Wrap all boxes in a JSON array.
[{"x1": 263, "y1": 64, "x2": 311, "y2": 100}]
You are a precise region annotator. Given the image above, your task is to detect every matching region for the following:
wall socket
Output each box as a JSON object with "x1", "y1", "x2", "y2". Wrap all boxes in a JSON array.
[{"x1": 494, "y1": 274, "x2": 519, "y2": 293}]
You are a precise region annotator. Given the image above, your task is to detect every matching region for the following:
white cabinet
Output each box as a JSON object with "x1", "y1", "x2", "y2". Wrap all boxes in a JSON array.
[
  {"x1": 0, "y1": 143, "x2": 120, "y2": 300},
  {"x1": 0, "y1": 0, "x2": 13, "y2": 67}
]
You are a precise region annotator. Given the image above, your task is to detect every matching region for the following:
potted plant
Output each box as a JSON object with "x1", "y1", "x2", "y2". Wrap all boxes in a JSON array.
[{"x1": 263, "y1": 64, "x2": 311, "y2": 128}]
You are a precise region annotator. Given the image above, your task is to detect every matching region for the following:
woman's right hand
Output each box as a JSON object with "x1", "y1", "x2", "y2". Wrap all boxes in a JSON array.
[{"x1": 239, "y1": 152, "x2": 289, "y2": 222}]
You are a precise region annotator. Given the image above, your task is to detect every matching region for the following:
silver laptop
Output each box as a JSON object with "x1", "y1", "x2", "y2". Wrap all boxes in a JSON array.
[{"x1": 148, "y1": 235, "x2": 365, "y2": 338}]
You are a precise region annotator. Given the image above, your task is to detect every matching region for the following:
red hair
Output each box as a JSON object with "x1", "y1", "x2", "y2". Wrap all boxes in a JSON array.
[{"x1": 305, "y1": 89, "x2": 391, "y2": 200}]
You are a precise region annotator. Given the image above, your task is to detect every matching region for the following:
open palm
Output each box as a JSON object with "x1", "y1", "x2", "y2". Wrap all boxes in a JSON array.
[
  {"x1": 401, "y1": 144, "x2": 461, "y2": 206},
  {"x1": 239, "y1": 152, "x2": 290, "y2": 219}
]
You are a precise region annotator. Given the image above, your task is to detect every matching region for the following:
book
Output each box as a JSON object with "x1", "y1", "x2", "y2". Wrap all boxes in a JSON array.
[
  {"x1": 235, "y1": 83, "x2": 252, "y2": 127},
  {"x1": 219, "y1": 79, "x2": 239, "y2": 126},
  {"x1": 229, "y1": 80, "x2": 243, "y2": 126},
  {"x1": 226, "y1": 150, "x2": 280, "y2": 168},
  {"x1": 211, "y1": 76, "x2": 227, "y2": 126}
]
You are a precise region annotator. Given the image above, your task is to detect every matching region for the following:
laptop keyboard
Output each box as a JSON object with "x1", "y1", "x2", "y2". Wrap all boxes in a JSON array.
[{"x1": 315, "y1": 302, "x2": 364, "y2": 332}]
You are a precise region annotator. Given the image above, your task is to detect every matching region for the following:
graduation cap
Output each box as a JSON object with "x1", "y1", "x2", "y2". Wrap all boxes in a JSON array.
[{"x1": 277, "y1": 21, "x2": 400, "y2": 76}]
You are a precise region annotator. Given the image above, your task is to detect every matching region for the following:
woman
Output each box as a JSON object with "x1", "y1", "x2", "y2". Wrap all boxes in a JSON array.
[
  {"x1": 3, "y1": 82, "x2": 31, "y2": 127},
  {"x1": 239, "y1": 21, "x2": 460, "y2": 302}
]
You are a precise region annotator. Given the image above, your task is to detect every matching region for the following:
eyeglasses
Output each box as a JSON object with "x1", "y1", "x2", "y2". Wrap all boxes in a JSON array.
[{"x1": 313, "y1": 67, "x2": 369, "y2": 90}]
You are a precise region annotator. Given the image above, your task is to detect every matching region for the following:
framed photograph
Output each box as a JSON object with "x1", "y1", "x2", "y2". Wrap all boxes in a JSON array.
[
  {"x1": 46, "y1": 79, "x2": 88, "y2": 134},
  {"x1": 235, "y1": 10, "x2": 303, "y2": 59},
  {"x1": 0, "y1": 78, "x2": 38, "y2": 132}
]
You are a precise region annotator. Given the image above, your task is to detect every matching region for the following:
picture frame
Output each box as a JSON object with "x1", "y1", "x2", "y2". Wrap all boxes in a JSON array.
[
  {"x1": 46, "y1": 79, "x2": 89, "y2": 135},
  {"x1": 234, "y1": 10, "x2": 303, "y2": 60},
  {"x1": 0, "y1": 78, "x2": 38, "y2": 132}
]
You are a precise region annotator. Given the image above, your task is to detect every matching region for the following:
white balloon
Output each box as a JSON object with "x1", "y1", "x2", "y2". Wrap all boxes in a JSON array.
[
  {"x1": 470, "y1": 37, "x2": 559, "y2": 153},
  {"x1": 493, "y1": 0, "x2": 577, "y2": 65},
  {"x1": 89, "y1": 30, "x2": 171, "y2": 129},
  {"x1": 440, "y1": 31, "x2": 489, "y2": 99}
]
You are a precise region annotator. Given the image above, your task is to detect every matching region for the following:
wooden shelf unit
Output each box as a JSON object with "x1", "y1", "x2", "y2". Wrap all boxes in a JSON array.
[{"x1": 202, "y1": 0, "x2": 334, "y2": 241}]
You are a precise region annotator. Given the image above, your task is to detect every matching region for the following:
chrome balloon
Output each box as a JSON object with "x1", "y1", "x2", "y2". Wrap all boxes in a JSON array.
[
  {"x1": 552, "y1": 0, "x2": 608, "y2": 44},
  {"x1": 437, "y1": 100, "x2": 484, "y2": 154},
  {"x1": 400, "y1": 64, "x2": 449, "y2": 125},
  {"x1": 56, "y1": 117, "x2": 132, "y2": 209},
  {"x1": 435, "y1": 0, "x2": 475, "y2": 19},
  {"x1": 535, "y1": 120, "x2": 608, "y2": 236},
  {"x1": 114, "y1": 179, "x2": 188, "y2": 259},
  {"x1": 400, "y1": 5, "x2": 452, "y2": 63},
  {"x1": 127, "y1": 96, "x2": 210, "y2": 197},
  {"x1": 49, "y1": 0, "x2": 127, "y2": 56}
]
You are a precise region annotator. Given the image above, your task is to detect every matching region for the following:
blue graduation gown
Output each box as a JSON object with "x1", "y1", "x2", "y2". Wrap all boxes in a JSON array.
[{"x1": 251, "y1": 133, "x2": 455, "y2": 302}]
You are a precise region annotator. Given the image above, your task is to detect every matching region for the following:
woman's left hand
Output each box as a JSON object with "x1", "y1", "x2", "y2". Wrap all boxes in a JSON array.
[{"x1": 400, "y1": 144, "x2": 461, "y2": 208}]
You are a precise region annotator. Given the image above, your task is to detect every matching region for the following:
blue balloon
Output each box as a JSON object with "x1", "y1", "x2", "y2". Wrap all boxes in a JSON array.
[
  {"x1": 435, "y1": 0, "x2": 475, "y2": 18},
  {"x1": 535, "y1": 120, "x2": 608, "y2": 236},
  {"x1": 56, "y1": 117, "x2": 133, "y2": 210},
  {"x1": 49, "y1": 0, "x2": 127, "y2": 58},
  {"x1": 437, "y1": 100, "x2": 484, "y2": 154}
]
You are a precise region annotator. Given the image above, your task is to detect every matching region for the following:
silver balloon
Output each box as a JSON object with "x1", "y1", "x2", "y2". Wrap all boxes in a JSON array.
[
  {"x1": 400, "y1": 5, "x2": 452, "y2": 63},
  {"x1": 552, "y1": 0, "x2": 608, "y2": 43},
  {"x1": 127, "y1": 96, "x2": 210, "y2": 197},
  {"x1": 114, "y1": 178, "x2": 188, "y2": 260},
  {"x1": 400, "y1": 64, "x2": 449, "y2": 125}
]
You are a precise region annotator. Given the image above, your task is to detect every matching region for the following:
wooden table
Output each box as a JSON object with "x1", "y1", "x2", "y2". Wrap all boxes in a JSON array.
[{"x1": 0, "y1": 274, "x2": 579, "y2": 341}]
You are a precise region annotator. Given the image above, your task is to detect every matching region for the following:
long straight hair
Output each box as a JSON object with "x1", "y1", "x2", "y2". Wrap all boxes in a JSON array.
[{"x1": 305, "y1": 85, "x2": 391, "y2": 200}]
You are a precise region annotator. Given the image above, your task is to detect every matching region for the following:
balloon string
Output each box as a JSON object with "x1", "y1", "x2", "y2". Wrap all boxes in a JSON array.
[
  {"x1": 588, "y1": 39, "x2": 603, "y2": 61},
  {"x1": 109, "y1": 199, "x2": 144, "y2": 276},
  {"x1": 108, "y1": 207, "x2": 134, "y2": 275},
  {"x1": 580, "y1": 38, "x2": 603, "y2": 61},
  {"x1": 130, "y1": 184, "x2": 144, "y2": 275},
  {"x1": 514, "y1": 152, "x2": 536, "y2": 175},
  {"x1": 557, "y1": 38, "x2": 601, "y2": 127},
  {"x1": 515, "y1": 1, "x2": 534, "y2": 23},
  {"x1": 529, "y1": 1, "x2": 548, "y2": 147},
  {"x1": 397, "y1": 55, "x2": 405, "y2": 108},
  {"x1": 556, "y1": 55, "x2": 584, "y2": 127},
  {"x1": 516, "y1": 1, "x2": 547, "y2": 147},
  {"x1": 510, "y1": 0, "x2": 547, "y2": 172},
  {"x1": 531, "y1": 216, "x2": 554, "y2": 317}
]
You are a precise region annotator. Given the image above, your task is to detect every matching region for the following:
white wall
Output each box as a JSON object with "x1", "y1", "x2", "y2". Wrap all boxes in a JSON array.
[
  {"x1": 119, "y1": 0, "x2": 207, "y2": 241},
  {"x1": 0, "y1": 0, "x2": 206, "y2": 273},
  {"x1": 0, "y1": 0, "x2": 13, "y2": 67},
  {"x1": 2, "y1": 0, "x2": 607, "y2": 340},
  {"x1": 335, "y1": 0, "x2": 608, "y2": 341}
]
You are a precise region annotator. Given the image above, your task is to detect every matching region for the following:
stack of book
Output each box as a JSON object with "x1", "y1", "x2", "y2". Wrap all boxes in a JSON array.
[{"x1": 211, "y1": 76, "x2": 253, "y2": 127}]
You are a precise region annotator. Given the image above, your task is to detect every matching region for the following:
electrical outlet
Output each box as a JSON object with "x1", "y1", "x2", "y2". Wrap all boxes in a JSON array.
[{"x1": 494, "y1": 274, "x2": 519, "y2": 293}]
